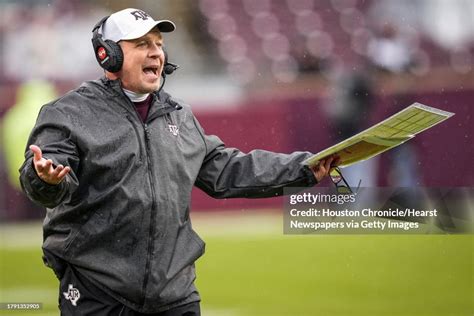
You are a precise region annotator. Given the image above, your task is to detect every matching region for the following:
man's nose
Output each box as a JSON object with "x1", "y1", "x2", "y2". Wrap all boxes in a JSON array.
[{"x1": 148, "y1": 43, "x2": 162, "y2": 58}]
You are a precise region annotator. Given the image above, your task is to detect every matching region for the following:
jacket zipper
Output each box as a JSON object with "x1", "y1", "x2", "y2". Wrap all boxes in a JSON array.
[
  {"x1": 140, "y1": 122, "x2": 158, "y2": 304},
  {"x1": 119, "y1": 91, "x2": 159, "y2": 305},
  {"x1": 120, "y1": 90, "x2": 180, "y2": 306},
  {"x1": 164, "y1": 113, "x2": 173, "y2": 126}
]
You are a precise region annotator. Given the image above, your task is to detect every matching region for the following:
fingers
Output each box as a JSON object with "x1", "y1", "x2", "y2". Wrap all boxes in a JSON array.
[
  {"x1": 323, "y1": 156, "x2": 334, "y2": 173},
  {"x1": 51, "y1": 165, "x2": 71, "y2": 181},
  {"x1": 319, "y1": 155, "x2": 335, "y2": 173},
  {"x1": 29, "y1": 145, "x2": 71, "y2": 184},
  {"x1": 37, "y1": 161, "x2": 70, "y2": 185},
  {"x1": 29, "y1": 145, "x2": 43, "y2": 162},
  {"x1": 57, "y1": 166, "x2": 71, "y2": 180},
  {"x1": 34, "y1": 157, "x2": 52, "y2": 174},
  {"x1": 35, "y1": 158, "x2": 53, "y2": 177},
  {"x1": 50, "y1": 164, "x2": 64, "y2": 178},
  {"x1": 331, "y1": 156, "x2": 341, "y2": 168},
  {"x1": 311, "y1": 155, "x2": 341, "y2": 182}
]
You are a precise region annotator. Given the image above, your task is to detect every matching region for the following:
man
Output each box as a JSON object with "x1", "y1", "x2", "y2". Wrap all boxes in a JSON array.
[{"x1": 19, "y1": 8, "x2": 336, "y2": 316}]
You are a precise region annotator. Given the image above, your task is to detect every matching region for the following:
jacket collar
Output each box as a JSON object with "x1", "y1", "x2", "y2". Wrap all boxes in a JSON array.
[{"x1": 98, "y1": 76, "x2": 180, "y2": 120}]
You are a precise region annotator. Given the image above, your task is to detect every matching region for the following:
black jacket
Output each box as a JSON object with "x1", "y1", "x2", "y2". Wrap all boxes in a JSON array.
[{"x1": 19, "y1": 77, "x2": 317, "y2": 313}]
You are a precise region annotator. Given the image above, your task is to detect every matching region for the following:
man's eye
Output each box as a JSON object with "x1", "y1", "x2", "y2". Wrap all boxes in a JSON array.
[{"x1": 137, "y1": 42, "x2": 147, "y2": 47}]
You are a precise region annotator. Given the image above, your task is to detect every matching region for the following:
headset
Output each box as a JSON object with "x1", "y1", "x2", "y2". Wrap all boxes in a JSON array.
[{"x1": 91, "y1": 16, "x2": 179, "y2": 77}]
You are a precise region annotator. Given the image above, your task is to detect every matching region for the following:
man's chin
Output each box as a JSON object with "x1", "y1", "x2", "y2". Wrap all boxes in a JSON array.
[{"x1": 139, "y1": 82, "x2": 161, "y2": 93}]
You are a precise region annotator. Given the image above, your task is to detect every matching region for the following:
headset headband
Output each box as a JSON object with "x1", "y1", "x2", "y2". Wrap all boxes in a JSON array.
[{"x1": 92, "y1": 16, "x2": 109, "y2": 36}]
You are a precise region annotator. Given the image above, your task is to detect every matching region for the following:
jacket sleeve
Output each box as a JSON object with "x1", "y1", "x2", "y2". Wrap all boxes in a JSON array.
[
  {"x1": 19, "y1": 105, "x2": 80, "y2": 208},
  {"x1": 193, "y1": 116, "x2": 317, "y2": 198}
]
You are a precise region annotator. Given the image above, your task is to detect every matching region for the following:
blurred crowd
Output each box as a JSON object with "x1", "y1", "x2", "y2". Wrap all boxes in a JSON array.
[{"x1": 0, "y1": 0, "x2": 472, "y2": 88}]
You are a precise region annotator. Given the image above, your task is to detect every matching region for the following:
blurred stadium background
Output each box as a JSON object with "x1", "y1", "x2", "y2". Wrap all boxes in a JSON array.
[{"x1": 0, "y1": 0, "x2": 472, "y2": 315}]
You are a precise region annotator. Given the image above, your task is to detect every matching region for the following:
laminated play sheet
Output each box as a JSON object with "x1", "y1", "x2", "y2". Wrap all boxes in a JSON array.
[{"x1": 304, "y1": 103, "x2": 455, "y2": 168}]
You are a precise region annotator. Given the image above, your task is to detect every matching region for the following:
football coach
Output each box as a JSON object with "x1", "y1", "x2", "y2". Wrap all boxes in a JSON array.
[{"x1": 19, "y1": 8, "x2": 336, "y2": 316}]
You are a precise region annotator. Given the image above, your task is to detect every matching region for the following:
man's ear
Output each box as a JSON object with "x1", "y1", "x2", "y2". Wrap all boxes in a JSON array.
[{"x1": 105, "y1": 69, "x2": 120, "y2": 80}]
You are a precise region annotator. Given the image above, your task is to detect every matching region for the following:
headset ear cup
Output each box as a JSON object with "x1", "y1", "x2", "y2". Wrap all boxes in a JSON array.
[
  {"x1": 91, "y1": 15, "x2": 123, "y2": 73},
  {"x1": 92, "y1": 37, "x2": 123, "y2": 73},
  {"x1": 105, "y1": 40, "x2": 123, "y2": 73}
]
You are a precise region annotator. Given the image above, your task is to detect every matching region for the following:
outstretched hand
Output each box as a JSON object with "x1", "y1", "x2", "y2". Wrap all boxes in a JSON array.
[
  {"x1": 30, "y1": 145, "x2": 71, "y2": 185},
  {"x1": 310, "y1": 155, "x2": 340, "y2": 182}
]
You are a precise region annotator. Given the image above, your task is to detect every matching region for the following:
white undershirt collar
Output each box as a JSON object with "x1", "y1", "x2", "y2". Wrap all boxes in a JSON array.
[{"x1": 122, "y1": 88, "x2": 149, "y2": 102}]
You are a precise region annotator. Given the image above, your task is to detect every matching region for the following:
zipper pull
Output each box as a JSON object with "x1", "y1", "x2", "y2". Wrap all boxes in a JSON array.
[{"x1": 144, "y1": 124, "x2": 150, "y2": 141}]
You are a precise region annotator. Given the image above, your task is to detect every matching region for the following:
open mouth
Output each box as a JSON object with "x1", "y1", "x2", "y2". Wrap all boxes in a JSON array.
[{"x1": 143, "y1": 66, "x2": 159, "y2": 76}]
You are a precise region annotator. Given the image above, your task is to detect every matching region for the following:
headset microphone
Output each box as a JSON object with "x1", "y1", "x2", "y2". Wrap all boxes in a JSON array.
[
  {"x1": 158, "y1": 51, "x2": 179, "y2": 93},
  {"x1": 158, "y1": 60, "x2": 177, "y2": 92},
  {"x1": 162, "y1": 49, "x2": 179, "y2": 77},
  {"x1": 163, "y1": 62, "x2": 179, "y2": 76}
]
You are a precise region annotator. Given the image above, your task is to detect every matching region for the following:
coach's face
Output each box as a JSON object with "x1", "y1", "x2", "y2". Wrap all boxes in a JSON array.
[{"x1": 118, "y1": 29, "x2": 164, "y2": 93}]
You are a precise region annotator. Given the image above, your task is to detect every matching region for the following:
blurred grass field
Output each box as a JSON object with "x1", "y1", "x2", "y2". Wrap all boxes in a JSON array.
[{"x1": 0, "y1": 211, "x2": 472, "y2": 316}]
